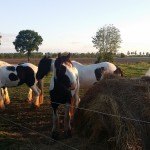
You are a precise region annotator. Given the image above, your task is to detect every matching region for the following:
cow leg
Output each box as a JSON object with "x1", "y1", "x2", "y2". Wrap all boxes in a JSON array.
[
  {"x1": 64, "y1": 102, "x2": 72, "y2": 138},
  {"x1": 37, "y1": 80, "x2": 44, "y2": 104},
  {"x1": 0, "y1": 89, "x2": 5, "y2": 110},
  {"x1": 74, "y1": 91, "x2": 80, "y2": 108},
  {"x1": 51, "y1": 107, "x2": 60, "y2": 139},
  {"x1": 74, "y1": 78, "x2": 80, "y2": 107},
  {"x1": 1, "y1": 88, "x2": 10, "y2": 105},
  {"x1": 36, "y1": 85, "x2": 43, "y2": 104},
  {"x1": 69, "y1": 84, "x2": 80, "y2": 123},
  {"x1": 69, "y1": 97, "x2": 74, "y2": 121},
  {"x1": 30, "y1": 85, "x2": 41, "y2": 108},
  {"x1": 3, "y1": 87, "x2": 10, "y2": 105},
  {"x1": 27, "y1": 88, "x2": 33, "y2": 102}
]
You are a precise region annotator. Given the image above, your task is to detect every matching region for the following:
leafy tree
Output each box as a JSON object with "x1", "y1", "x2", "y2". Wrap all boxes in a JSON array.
[
  {"x1": 92, "y1": 24, "x2": 121, "y2": 62},
  {"x1": 95, "y1": 52, "x2": 115, "y2": 63},
  {"x1": 120, "y1": 53, "x2": 125, "y2": 58},
  {"x1": 13, "y1": 30, "x2": 43, "y2": 62},
  {"x1": 127, "y1": 51, "x2": 130, "y2": 56},
  {"x1": 146, "y1": 52, "x2": 149, "y2": 56}
]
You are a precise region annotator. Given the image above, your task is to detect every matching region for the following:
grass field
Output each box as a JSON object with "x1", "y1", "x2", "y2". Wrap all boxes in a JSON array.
[{"x1": 0, "y1": 59, "x2": 150, "y2": 149}]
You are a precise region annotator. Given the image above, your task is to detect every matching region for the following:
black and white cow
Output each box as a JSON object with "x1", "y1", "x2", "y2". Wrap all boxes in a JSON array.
[
  {"x1": 36, "y1": 56, "x2": 123, "y2": 88},
  {"x1": 36, "y1": 53, "x2": 80, "y2": 139},
  {"x1": 0, "y1": 62, "x2": 43, "y2": 110},
  {"x1": 0, "y1": 61, "x2": 11, "y2": 105},
  {"x1": 71, "y1": 60, "x2": 123, "y2": 88}
]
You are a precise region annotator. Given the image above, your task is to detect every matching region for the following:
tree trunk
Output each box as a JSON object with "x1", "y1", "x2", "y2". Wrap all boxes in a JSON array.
[
  {"x1": 27, "y1": 51, "x2": 30, "y2": 62},
  {"x1": 27, "y1": 55, "x2": 30, "y2": 62}
]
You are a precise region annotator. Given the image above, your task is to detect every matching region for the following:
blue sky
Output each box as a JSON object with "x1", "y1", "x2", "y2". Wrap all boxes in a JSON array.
[{"x1": 1, "y1": 0, "x2": 150, "y2": 54}]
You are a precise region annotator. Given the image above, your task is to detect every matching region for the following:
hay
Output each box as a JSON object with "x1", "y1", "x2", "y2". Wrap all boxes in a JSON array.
[{"x1": 74, "y1": 75, "x2": 150, "y2": 150}]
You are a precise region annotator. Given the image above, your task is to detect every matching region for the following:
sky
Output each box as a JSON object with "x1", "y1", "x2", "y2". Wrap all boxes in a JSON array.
[{"x1": 0, "y1": 0, "x2": 150, "y2": 54}]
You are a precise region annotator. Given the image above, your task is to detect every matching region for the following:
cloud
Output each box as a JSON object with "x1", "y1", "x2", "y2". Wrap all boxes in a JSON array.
[
  {"x1": 71, "y1": 41, "x2": 81, "y2": 45},
  {"x1": 0, "y1": 33, "x2": 16, "y2": 53},
  {"x1": 1, "y1": 33, "x2": 16, "y2": 43}
]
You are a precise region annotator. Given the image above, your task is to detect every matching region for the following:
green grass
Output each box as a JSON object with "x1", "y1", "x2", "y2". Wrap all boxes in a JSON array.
[
  {"x1": 41, "y1": 62, "x2": 150, "y2": 98},
  {"x1": 117, "y1": 62, "x2": 150, "y2": 78},
  {"x1": 0, "y1": 62, "x2": 150, "y2": 149},
  {"x1": 3, "y1": 62, "x2": 150, "y2": 105}
]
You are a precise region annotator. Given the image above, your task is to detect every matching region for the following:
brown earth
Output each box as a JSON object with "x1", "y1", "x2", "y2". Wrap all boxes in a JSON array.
[
  {"x1": 1, "y1": 56, "x2": 150, "y2": 65},
  {"x1": 0, "y1": 57, "x2": 150, "y2": 150}
]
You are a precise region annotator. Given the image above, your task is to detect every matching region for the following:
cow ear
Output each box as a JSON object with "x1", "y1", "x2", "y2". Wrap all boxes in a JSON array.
[
  {"x1": 45, "y1": 53, "x2": 51, "y2": 58},
  {"x1": 58, "y1": 53, "x2": 61, "y2": 58},
  {"x1": 66, "y1": 53, "x2": 71, "y2": 59}
]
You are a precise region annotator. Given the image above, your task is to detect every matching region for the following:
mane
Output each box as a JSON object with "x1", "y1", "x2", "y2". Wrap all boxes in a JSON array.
[
  {"x1": 71, "y1": 60, "x2": 83, "y2": 66},
  {"x1": 41, "y1": 56, "x2": 51, "y2": 62},
  {"x1": 38, "y1": 56, "x2": 53, "y2": 68},
  {"x1": 55, "y1": 55, "x2": 73, "y2": 69}
]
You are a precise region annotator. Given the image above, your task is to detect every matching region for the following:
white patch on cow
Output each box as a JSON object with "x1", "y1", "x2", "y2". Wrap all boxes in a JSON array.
[
  {"x1": 72, "y1": 61, "x2": 117, "y2": 88},
  {"x1": 145, "y1": 68, "x2": 150, "y2": 76},
  {"x1": 50, "y1": 76, "x2": 54, "y2": 91},
  {"x1": 64, "y1": 63, "x2": 78, "y2": 91}
]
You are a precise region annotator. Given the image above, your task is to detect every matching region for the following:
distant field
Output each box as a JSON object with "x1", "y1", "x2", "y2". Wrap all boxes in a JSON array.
[
  {"x1": 0, "y1": 58, "x2": 150, "y2": 149},
  {"x1": 1, "y1": 56, "x2": 150, "y2": 65}
]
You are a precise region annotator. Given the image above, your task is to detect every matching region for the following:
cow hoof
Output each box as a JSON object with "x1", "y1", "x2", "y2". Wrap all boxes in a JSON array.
[
  {"x1": 4, "y1": 101, "x2": 10, "y2": 105},
  {"x1": 64, "y1": 130, "x2": 72, "y2": 139},
  {"x1": 4, "y1": 98, "x2": 10, "y2": 105},
  {"x1": 26, "y1": 99, "x2": 32, "y2": 103},
  {"x1": 51, "y1": 131, "x2": 59, "y2": 140},
  {"x1": 0, "y1": 101, "x2": 5, "y2": 111},
  {"x1": 30, "y1": 103, "x2": 39, "y2": 109},
  {"x1": 0, "y1": 106, "x2": 5, "y2": 111}
]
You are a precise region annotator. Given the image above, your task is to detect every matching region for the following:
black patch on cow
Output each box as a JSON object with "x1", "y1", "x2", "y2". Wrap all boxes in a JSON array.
[
  {"x1": 56, "y1": 65, "x2": 66, "y2": 78},
  {"x1": 50, "y1": 78, "x2": 72, "y2": 108},
  {"x1": 95, "y1": 67, "x2": 105, "y2": 81},
  {"x1": 50, "y1": 54, "x2": 74, "y2": 112},
  {"x1": 16, "y1": 65, "x2": 35, "y2": 87},
  {"x1": 6, "y1": 66, "x2": 16, "y2": 72},
  {"x1": 9, "y1": 73, "x2": 18, "y2": 81},
  {"x1": 114, "y1": 66, "x2": 123, "y2": 77},
  {"x1": 54, "y1": 56, "x2": 72, "y2": 90},
  {"x1": 36, "y1": 56, "x2": 52, "y2": 80}
]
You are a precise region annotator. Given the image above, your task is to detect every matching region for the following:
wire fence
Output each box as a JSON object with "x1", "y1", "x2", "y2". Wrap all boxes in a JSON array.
[
  {"x1": 0, "y1": 115, "x2": 78, "y2": 150},
  {"x1": 0, "y1": 97, "x2": 150, "y2": 149},
  {"x1": 0, "y1": 72, "x2": 150, "y2": 149}
]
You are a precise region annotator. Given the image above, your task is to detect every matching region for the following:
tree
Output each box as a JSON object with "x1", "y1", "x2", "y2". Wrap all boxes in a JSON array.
[
  {"x1": 92, "y1": 24, "x2": 121, "y2": 62},
  {"x1": 13, "y1": 30, "x2": 43, "y2": 62},
  {"x1": 120, "y1": 53, "x2": 125, "y2": 58},
  {"x1": 146, "y1": 52, "x2": 149, "y2": 56},
  {"x1": 127, "y1": 51, "x2": 130, "y2": 56}
]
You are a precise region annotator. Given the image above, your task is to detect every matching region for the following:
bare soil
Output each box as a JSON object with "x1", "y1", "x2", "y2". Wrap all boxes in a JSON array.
[{"x1": 0, "y1": 57, "x2": 150, "y2": 150}]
